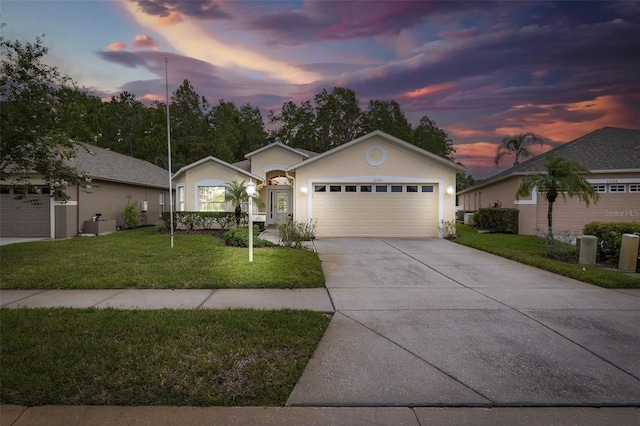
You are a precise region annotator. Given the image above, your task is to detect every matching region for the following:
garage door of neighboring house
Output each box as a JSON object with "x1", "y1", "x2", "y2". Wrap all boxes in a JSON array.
[
  {"x1": 311, "y1": 183, "x2": 438, "y2": 237},
  {"x1": 0, "y1": 194, "x2": 51, "y2": 238}
]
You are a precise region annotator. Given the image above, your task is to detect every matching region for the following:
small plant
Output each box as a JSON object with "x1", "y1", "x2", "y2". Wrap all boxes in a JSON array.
[
  {"x1": 155, "y1": 219, "x2": 170, "y2": 232},
  {"x1": 439, "y1": 220, "x2": 458, "y2": 240},
  {"x1": 545, "y1": 231, "x2": 578, "y2": 260},
  {"x1": 121, "y1": 202, "x2": 139, "y2": 228},
  {"x1": 277, "y1": 219, "x2": 316, "y2": 249},
  {"x1": 224, "y1": 226, "x2": 275, "y2": 248}
]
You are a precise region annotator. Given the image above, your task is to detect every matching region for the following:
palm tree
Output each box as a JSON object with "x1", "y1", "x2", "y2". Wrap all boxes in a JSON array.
[
  {"x1": 225, "y1": 180, "x2": 264, "y2": 227},
  {"x1": 495, "y1": 132, "x2": 543, "y2": 167},
  {"x1": 516, "y1": 154, "x2": 598, "y2": 244}
]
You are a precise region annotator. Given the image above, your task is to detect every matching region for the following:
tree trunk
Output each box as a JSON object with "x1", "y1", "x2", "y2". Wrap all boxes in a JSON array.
[
  {"x1": 235, "y1": 204, "x2": 242, "y2": 227},
  {"x1": 545, "y1": 187, "x2": 558, "y2": 242},
  {"x1": 547, "y1": 200, "x2": 554, "y2": 243}
]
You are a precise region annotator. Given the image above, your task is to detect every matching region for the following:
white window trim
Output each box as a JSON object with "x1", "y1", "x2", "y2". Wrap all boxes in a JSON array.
[
  {"x1": 196, "y1": 180, "x2": 228, "y2": 212},
  {"x1": 514, "y1": 186, "x2": 538, "y2": 205}
]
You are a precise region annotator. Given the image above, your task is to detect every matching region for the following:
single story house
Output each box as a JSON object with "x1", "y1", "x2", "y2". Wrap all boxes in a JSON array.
[
  {"x1": 172, "y1": 130, "x2": 464, "y2": 238},
  {"x1": 0, "y1": 145, "x2": 172, "y2": 239},
  {"x1": 458, "y1": 127, "x2": 640, "y2": 236}
]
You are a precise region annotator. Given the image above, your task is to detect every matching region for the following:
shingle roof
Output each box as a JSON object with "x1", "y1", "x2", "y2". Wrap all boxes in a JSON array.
[
  {"x1": 460, "y1": 127, "x2": 640, "y2": 193},
  {"x1": 69, "y1": 145, "x2": 170, "y2": 189}
]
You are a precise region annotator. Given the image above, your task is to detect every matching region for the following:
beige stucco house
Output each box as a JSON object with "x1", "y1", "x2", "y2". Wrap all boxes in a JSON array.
[
  {"x1": 0, "y1": 145, "x2": 171, "y2": 239},
  {"x1": 172, "y1": 130, "x2": 464, "y2": 238},
  {"x1": 458, "y1": 127, "x2": 640, "y2": 236}
]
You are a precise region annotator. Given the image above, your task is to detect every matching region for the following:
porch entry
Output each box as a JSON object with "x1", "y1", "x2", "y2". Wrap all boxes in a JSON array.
[{"x1": 267, "y1": 187, "x2": 292, "y2": 225}]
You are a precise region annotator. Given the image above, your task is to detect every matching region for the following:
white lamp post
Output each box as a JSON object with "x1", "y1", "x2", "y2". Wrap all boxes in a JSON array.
[{"x1": 246, "y1": 181, "x2": 255, "y2": 263}]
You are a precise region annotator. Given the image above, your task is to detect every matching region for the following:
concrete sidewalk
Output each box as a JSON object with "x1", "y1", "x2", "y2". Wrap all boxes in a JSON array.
[
  {"x1": 2, "y1": 405, "x2": 639, "y2": 426},
  {"x1": 0, "y1": 288, "x2": 334, "y2": 313}
]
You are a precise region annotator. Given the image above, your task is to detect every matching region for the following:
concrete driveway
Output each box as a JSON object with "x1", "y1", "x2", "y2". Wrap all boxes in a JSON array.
[{"x1": 288, "y1": 237, "x2": 640, "y2": 407}]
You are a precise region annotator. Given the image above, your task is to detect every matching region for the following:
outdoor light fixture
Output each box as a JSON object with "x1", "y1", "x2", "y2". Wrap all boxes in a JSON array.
[
  {"x1": 446, "y1": 185, "x2": 455, "y2": 196},
  {"x1": 301, "y1": 185, "x2": 308, "y2": 194},
  {"x1": 246, "y1": 181, "x2": 256, "y2": 263}
]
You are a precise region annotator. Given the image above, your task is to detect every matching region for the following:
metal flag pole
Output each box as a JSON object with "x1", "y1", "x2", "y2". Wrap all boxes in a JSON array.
[{"x1": 165, "y1": 58, "x2": 174, "y2": 248}]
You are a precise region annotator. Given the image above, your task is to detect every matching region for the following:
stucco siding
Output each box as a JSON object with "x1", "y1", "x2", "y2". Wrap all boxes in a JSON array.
[
  {"x1": 174, "y1": 160, "x2": 254, "y2": 211},
  {"x1": 249, "y1": 146, "x2": 305, "y2": 179},
  {"x1": 293, "y1": 136, "x2": 457, "y2": 236},
  {"x1": 73, "y1": 180, "x2": 169, "y2": 232}
]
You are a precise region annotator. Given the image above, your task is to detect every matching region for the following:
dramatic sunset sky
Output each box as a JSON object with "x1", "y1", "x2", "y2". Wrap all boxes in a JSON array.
[{"x1": 3, "y1": 1, "x2": 639, "y2": 178}]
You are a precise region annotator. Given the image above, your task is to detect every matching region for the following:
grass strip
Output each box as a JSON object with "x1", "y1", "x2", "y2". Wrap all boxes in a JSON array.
[
  {"x1": 0, "y1": 308, "x2": 330, "y2": 406},
  {"x1": 454, "y1": 224, "x2": 640, "y2": 288},
  {"x1": 0, "y1": 227, "x2": 324, "y2": 289}
]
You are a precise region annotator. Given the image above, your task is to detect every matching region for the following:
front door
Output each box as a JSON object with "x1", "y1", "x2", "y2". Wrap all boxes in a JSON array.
[{"x1": 268, "y1": 188, "x2": 292, "y2": 224}]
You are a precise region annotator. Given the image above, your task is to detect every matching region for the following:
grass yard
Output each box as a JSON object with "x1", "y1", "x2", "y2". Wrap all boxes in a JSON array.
[
  {"x1": 454, "y1": 224, "x2": 640, "y2": 289},
  {"x1": 0, "y1": 227, "x2": 324, "y2": 289},
  {"x1": 0, "y1": 308, "x2": 330, "y2": 406}
]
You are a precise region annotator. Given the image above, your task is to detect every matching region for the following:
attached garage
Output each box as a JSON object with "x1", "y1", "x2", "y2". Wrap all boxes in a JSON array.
[
  {"x1": 290, "y1": 131, "x2": 463, "y2": 238},
  {"x1": 311, "y1": 183, "x2": 439, "y2": 237},
  {"x1": 0, "y1": 192, "x2": 51, "y2": 238}
]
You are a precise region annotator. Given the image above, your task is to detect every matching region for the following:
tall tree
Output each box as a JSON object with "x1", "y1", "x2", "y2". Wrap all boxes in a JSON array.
[
  {"x1": 412, "y1": 116, "x2": 455, "y2": 160},
  {"x1": 495, "y1": 132, "x2": 543, "y2": 167},
  {"x1": 516, "y1": 154, "x2": 598, "y2": 245},
  {"x1": 0, "y1": 33, "x2": 91, "y2": 201},
  {"x1": 314, "y1": 87, "x2": 363, "y2": 151},
  {"x1": 268, "y1": 100, "x2": 317, "y2": 150},
  {"x1": 209, "y1": 100, "x2": 241, "y2": 163},
  {"x1": 238, "y1": 103, "x2": 268, "y2": 157},
  {"x1": 96, "y1": 91, "x2": 149, "y2": 157},
  {"x1": 362, "y1": 99, "x2": 412, "y2": 142},
  {"x1": 171, "y1": 79, "x2": 210, "y2": 165}
]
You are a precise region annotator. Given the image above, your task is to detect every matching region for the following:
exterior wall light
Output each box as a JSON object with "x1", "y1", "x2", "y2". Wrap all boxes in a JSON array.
[
  {"x1": 301, "y1": 185, "x2": 308, "y2": 194},
  {"x1": 446, "y1": 185, "x2": 455, "y2": 196}
]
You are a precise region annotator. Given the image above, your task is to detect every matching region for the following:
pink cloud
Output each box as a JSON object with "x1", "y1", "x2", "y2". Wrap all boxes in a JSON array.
[
  {"x1": 132, "y1": 34, "x2": 160, "y2": 50},
  {"x1": 107, "y1": 41, "x2": 127, "y2": 51}
]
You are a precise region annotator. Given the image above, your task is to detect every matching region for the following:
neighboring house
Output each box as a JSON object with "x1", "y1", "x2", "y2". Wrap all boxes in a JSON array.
[
  {"x1": 0, "y1": 145, "x2": 171, "y2": 239},
  {"x1": 172, "y1": 130, "x2": 464, "y2": 238},
  {"x1": 458, "y1": 127, "x2": 640, "y2": 236}
]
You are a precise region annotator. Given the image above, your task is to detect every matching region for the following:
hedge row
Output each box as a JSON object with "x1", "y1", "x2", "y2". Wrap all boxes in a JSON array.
[
  {"x1": 476, "y1": 208, "x2": 519, "y2": 234},
  {"x1": 583, "y1": 221, "x2": 640, "y2": 262},
  {"x1": 161, "y1": 211, "x2": 243, "y2": 231}
]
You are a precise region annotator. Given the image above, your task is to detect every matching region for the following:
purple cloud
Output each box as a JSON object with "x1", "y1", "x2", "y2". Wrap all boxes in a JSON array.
[{"x1": 129, "y1": 0, "x2": 231, "y2": 20}]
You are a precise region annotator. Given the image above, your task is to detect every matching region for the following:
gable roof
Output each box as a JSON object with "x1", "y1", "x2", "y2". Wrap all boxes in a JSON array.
[
  {"x1": 287, "y1": 130, "x2": 466, "y2": 172},
  {"x1": 244, "y1": 142, "x2": 311, "y2": 160},
  {"x1": 69, "y1": 144, "x2": 170, "y2": 189},
  {"x1": 172, "y1": 155, "x2": 262, "y2": 182},
  {"x1": 459, "y1": 127, "x2": 640, "y2": 194}
]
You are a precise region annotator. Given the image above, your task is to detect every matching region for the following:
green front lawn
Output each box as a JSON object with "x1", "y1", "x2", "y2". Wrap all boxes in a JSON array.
[
  {"x1": 454, "y1": 224, "x2": 640, "y2": 288},
  {"x1": 0, "y1": 227, "x2": 324, "y2": 289},
  {"x1": 0, "y1": 308, "x2": 330, "y2": 406}
]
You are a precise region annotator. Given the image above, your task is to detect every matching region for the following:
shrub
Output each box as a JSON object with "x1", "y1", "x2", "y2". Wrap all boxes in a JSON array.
[
  {"x1": 439, "y1": 220, "x2": 458, "y2": 240},
  {"x1": 121, "y1": 203, "x2": 139, "y2": 228},
  {"x1": 545, "y1": 232, "x2": 578, "y2": 260},
  {"x1": 277, "y1": 219, "x2": 316, "y2": 249},
  {"x1": 161, "y1": 212, "x2": 237, "y2": 231},
  {"x1": 476, "y1": 208, "x2": 519, "y2": 234},
  {"x1": 224, "y1": 225, "x2": 275, "y2": 248},
  {"x1": 583, "y1": 221, "x2": 640, "y2": 262}
]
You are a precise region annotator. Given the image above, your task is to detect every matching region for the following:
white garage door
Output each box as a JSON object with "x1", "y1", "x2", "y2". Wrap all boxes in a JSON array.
[{"x1": 311, "y1": 183, "x2": 438, "y2": 237}]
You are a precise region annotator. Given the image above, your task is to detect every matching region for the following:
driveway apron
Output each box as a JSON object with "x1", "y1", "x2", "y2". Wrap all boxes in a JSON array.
[{"x1": 287, "y1": 238, "x2": 640, "y2": 407}]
